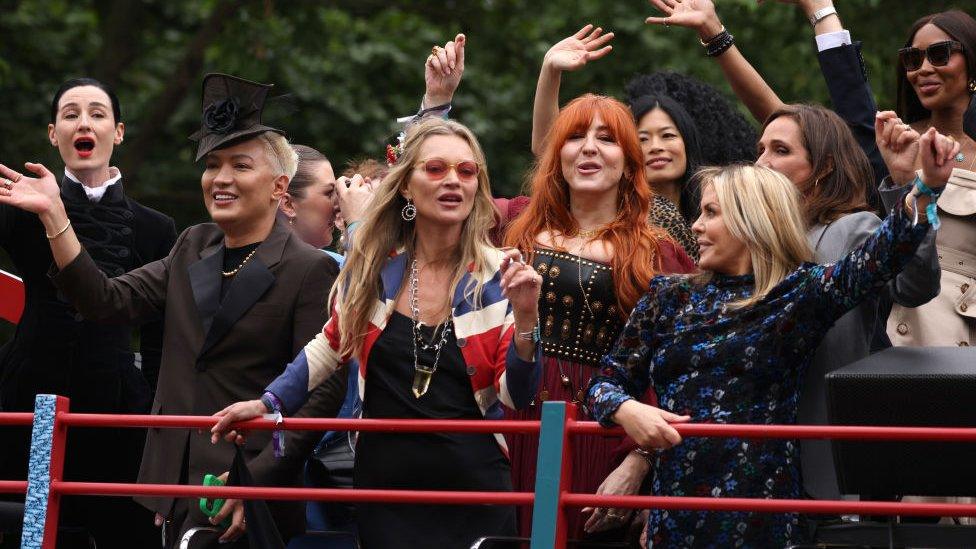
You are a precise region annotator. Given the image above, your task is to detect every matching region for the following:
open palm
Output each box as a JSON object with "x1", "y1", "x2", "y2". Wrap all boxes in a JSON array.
[
  {"x1": 0, "y1": 163, "x2": 60, "y2": 215},
  {"x1": 544, "y1": 24, "x2": 614, "y2": 72},
  {"x1": 646, "y1": 0, "x2": 717, "y2": 30}
]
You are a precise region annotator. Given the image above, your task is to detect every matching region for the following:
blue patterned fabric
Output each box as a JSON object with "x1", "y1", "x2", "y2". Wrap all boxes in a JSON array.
[
  {"x1": 22, "y1": 394, "x2": 57, "y2": 548},
  {"x1": 588, "y1": 203, "x2": 930, "y2": 547}
]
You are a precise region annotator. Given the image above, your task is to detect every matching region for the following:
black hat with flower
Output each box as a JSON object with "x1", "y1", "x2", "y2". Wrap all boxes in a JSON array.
[{"x1": 189, "y1": 73, "x2": 286, "y2": 161}]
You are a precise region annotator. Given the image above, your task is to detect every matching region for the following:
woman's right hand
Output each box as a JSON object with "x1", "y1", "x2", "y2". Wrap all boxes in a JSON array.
[
  {"x1": 542, "y1": 24, "x2": 614, "y2": 73},
  {"x1": 335, "y1": 173, "x2": 374, "y2": 226},
  {"x1": 0, "y1": 162, "x2": 62, "y2": 215},
  {"x1": 917, "y1": 127, "x2": 960, "y2": 191},
  {"x1": 210, "y1": 399, "x2": 267, "y2": 444},
  {"x1": 611, "y1": 399, "x2": 690, "y2": 450},
  {"x1": 875, "y1": 111, "x2": 921, "y2": 186},
  {"x1": 646, "y1": 0, "x2": 723, "y2": 40}
]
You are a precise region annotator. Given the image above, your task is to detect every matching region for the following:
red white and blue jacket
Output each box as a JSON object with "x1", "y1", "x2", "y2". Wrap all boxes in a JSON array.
[{"x1": 266, "y1": 246, "x2": 541, "y2": 452}]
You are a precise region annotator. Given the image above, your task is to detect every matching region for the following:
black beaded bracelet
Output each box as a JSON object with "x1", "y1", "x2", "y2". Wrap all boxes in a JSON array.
[{"x1": 704, "y1": 30, "x2": 735, "y2": 57}]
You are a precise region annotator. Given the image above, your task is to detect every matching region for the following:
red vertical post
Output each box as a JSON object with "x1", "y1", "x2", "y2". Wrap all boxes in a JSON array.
[{"x1": 41, "y1": 395, "x2": 70, "y2": 549}]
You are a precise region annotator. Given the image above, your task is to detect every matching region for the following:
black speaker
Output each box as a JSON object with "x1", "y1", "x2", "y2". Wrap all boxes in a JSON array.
[{"x1": 825, "y1": 346, "x2": 976, "y2": 498}]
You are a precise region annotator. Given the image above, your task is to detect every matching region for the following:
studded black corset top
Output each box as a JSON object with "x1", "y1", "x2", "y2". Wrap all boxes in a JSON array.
[{"x1": 532, "y1": 248, "x2": 623, "y2": 366}]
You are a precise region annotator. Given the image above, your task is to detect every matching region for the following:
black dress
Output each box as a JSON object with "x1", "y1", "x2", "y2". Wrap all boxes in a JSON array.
[
  {"x1": 0, "y1": 177, "x2": 176, "y2": 548},
  {"x1": 355, "y1": 311, "x2": 516, "y2": 548}
]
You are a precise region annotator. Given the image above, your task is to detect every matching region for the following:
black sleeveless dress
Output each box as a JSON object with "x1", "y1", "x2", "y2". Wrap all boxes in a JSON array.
[{"x1": 354, "y1": 311, "x2": 516, "y2": 548}]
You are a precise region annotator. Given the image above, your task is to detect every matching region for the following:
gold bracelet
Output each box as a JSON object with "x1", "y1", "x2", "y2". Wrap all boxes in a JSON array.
[{"x1": 46, "y1": 219, "x2": 71, "y2": 240}]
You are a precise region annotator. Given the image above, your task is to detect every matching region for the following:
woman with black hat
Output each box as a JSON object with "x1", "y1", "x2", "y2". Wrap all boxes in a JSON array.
[
  {"x1": 0, "y1": 77, "x2": 176, "y2": 548},
  {"x1": 0, "y1": 73, "x2": 343, "y2": 547}
]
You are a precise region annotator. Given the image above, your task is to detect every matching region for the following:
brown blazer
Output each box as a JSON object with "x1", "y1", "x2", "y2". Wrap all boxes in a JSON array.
[{"x1": 53, "y1": 216, "x2": 344, "y2": 539}]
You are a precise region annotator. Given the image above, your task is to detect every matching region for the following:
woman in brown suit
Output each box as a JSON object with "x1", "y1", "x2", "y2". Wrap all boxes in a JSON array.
[{"x1": 0, "y1": 73, "x2": 343, "y2": 547}]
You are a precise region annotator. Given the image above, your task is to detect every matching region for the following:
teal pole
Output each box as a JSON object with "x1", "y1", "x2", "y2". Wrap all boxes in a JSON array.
[{"x1": 530, "y1": 401, "x2": 575, "y2": 548}]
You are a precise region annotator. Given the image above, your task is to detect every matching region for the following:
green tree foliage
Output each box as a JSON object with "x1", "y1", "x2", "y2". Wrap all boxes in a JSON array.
[{"x1": 0, "y1": 0, "x2": 970, "y2": 232}]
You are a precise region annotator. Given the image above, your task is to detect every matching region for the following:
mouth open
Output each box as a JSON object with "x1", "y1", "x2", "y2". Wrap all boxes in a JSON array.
[
  {"x1": 213, "y1": 192, "x2": 239, "y2": 205},
  {"x1": 74, "y1": 137, "x2": 95, "y2": 158},
  {"x1": 577, "y1": 162, "x2": 602, "y2": 174},
  {"x1": 647, "y1": 158, "x2": 671, "y2": 169},
  {"x1": 438, "y1": 193, "x2": 463, "y2": 205}
]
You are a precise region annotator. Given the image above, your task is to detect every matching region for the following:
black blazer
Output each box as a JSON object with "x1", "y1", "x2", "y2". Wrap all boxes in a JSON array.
[
  {"x1": 52, "y1": 216, "x2": 344, "y2": 540},
  {"x1": 817, "y1": 40, "x2": 889, "y2": 207}
]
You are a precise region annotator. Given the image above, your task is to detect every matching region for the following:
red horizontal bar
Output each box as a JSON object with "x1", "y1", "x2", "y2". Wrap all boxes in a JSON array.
[
  {"x1": 0, "y1": 481, "x2": 27, "y2": 494},
  {"x1": 58, "y1": 413, "x2": 541, "y2": 434},
  {"x1": 52, "y1": 481, "x2": 534, "y2": 505},
  {"x1": 0, "y1": 413, "x2": 34, "y2": 426},
  {"x1": 569, "y1": 420, "x2": 976, "y2": 442},
  {"x1": 562, "y1": 494, "x2": 976, "y2": 517}
]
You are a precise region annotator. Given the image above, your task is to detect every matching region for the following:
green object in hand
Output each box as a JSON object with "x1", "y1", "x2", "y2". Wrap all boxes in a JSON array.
[{"x1": 200, "y1": 473, "x2": 231, "y2": 528}]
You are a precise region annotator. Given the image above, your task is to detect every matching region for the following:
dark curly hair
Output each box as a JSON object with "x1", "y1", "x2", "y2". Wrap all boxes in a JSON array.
[{"x1": 625, "y1": 71, "x2": 758, "y2": 166}]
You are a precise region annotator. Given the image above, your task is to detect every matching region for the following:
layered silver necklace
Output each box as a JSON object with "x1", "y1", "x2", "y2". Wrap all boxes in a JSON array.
[{"x1": 409, "y1": 258, "x2": 453, "y2": 398}]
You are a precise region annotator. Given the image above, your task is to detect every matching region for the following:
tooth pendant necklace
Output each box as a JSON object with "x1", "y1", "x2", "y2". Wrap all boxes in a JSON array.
[{"x1": 409, "y1": 259, "x2": 453, "y2": 398}]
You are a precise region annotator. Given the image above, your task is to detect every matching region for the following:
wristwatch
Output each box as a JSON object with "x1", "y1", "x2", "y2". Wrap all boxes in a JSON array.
[{"x1": 809, "y1": 6, "x2": 838, "y2": 26}]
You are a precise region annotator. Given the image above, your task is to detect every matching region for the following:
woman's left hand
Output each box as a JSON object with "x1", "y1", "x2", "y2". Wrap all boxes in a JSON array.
[
  {"x1": 646, "y1": 0, "x2": 722, "y2": 39},
  {"x1": 582, "y1": 452, "x2": 650, "y2": 533},
  {"x1": 499, "y1": 248, "x2": 541, "y2": 323},
  {"x1": 918, "y1": 127, "x2": 960, "y2": 190}
]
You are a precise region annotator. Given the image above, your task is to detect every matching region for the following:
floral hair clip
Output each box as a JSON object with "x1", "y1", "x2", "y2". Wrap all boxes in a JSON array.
[{"x1": 386, "y1": 131, "x2": 406, "y2": 167}]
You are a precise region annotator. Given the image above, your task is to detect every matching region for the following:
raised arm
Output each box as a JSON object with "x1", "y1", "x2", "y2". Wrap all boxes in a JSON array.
[
  {"x1": 531, "y1": 25, "x2": 614, "y2": 156},
  {"x1": 0, "y1": 162, "x2": 82, "y2": 268},
  {"x1": 646, "y1": 0, "x2": 784, "y2": 123},
  {"x1": 812, "y1": 123, "x2": 958, "y2": 322}
]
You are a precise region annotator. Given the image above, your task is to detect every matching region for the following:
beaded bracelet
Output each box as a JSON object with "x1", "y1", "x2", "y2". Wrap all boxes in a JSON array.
[{"x1": 704, "y1": 30, "x2": 735, "y2": 57}]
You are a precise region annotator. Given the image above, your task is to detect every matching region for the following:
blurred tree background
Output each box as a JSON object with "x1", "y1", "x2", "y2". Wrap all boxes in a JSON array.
[{"x1": 0, "y1": 0, "x2": 970, "y2": 336}]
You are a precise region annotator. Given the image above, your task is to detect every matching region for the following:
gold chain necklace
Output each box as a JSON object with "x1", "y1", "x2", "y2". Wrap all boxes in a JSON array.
[{"x1": 222, "y1": 248, "x2": 258, "y2": 278}]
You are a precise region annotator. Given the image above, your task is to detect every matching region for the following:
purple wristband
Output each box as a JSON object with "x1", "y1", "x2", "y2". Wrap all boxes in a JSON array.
[{"x1": 261, "y1": 391, "x2": 286, "y2": 458}]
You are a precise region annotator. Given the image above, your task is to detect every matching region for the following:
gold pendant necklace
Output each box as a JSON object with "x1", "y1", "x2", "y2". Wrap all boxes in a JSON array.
[
  {"x1": 222, "y1": 248, "x2": 258, "y2": 278},
  {"x1": 408, "y1": 259, "x2": 453, "y2": 398}
]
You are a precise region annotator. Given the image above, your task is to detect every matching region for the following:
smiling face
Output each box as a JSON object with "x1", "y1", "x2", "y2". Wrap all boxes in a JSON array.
[
  {"x1": 48, "y1": 85, "x2": 124, "y2": 177},
  {"x1": 201, "y1": 138, "x2": 288, "y2": 235},
  {"x1": 403, "y1": 134, "x2": 480, "y2": 230},
  {"x1": 637, "y1": 108, "x2": 687, "y2": 186},
  {"x1": 559, "y1": 113, "x2": 625, "y2": 200},
  {"x1": 906, "y1": 23, "x2": 971, "y2": 113},
  {"x1": 692, "y1": 183, "x2": 751, "y2": 276},
  {"x1": 287, "y1": 160, "x2": 337, "y2": 248},
  {"x1": 756, "y1": 116, "x2": 815, "y2": 193}
]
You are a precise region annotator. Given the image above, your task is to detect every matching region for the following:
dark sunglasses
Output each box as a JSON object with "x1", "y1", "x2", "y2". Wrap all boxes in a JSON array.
[
  {"x1": 899, "y1": 40, "x2": 964, "y2": 71},
  {"x1": 413, "y1": 159, "x2": 481, "y2": 181}
]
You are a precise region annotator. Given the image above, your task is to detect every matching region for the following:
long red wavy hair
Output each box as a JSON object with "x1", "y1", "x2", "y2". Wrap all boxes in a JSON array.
[{"x1": 504, "y1": 94, "x2": 666, "y2": 314}]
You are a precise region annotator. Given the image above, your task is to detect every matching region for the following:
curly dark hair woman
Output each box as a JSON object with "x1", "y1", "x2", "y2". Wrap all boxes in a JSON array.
[{"x1": 625, "y1": 71, "x2": 758, "y2": 165}]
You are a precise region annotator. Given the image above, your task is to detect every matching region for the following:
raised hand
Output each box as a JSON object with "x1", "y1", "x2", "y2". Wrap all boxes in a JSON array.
[
  {"x1": 543, "y1": 24, "x2": 614, "y2": 73},
  {"x1": 646, "y1": 0, "x2": 720, "y2": 35},
  {"x1": 499, "y1": 248, "x2": 542, "y2": 323},
  {"x1": 875, "y1": 111, "x2": 921, "y2": 186},
  {"x1": 0, "y1": 162, "x2": 61, "y2": 215},
  {"x1": 918, "y1": 127, "x2": 960, "y2": 190},
  {"x1": 424, "y1": 33, "x2": 466, "y2": 108}
]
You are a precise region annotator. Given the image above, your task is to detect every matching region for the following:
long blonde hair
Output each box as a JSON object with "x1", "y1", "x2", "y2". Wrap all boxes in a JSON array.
[
  {"x1": 332, "y1": 118, "x2": 497, "y2": 359},
  {"x1": 697, "y1": 164, "x2": 812, "y2": 308}
]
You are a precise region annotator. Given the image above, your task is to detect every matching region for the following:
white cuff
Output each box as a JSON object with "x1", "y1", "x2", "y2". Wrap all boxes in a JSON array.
[{"x1": 815, "y1": 30, "x2": 851, "y2": 52}]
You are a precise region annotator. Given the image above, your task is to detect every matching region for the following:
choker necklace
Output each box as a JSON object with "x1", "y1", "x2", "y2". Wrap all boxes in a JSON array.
[
  {"x1": 409, "y1": 258, "x2": 453, "y2": 398},
  {"x1": 576, "y1": 225, "x2": 608, "y2": 239},
  {"x1": 222, "y1": 248, "x2": 258, "y2": 278}
]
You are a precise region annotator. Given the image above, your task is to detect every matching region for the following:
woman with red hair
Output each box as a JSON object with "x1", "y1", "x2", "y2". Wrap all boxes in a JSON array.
[{"x1": 504, "y1": 93, "x2": 694, "y2": 542}]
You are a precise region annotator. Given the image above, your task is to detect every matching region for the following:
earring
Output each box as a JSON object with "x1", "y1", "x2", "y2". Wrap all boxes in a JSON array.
[
  {"x1": 288, "y1": 216, "x2": 296, "y2": 226},
  {"x1": 401, "y1": 198, "x2": 416, "y2": 221},
  {"x1": 969, "y1": 79, "x2": 976, "y2": 93}
]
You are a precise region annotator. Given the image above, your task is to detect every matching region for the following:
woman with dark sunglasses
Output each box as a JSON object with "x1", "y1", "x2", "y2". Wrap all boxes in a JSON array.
[{"x1": 885, "y1": 10, "x2": 976, "y2": 351}]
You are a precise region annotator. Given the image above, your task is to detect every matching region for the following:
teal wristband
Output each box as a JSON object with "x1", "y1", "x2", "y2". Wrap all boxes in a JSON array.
[{"x1": 911, "y1": 176, "x2": 943, "y2": 230}]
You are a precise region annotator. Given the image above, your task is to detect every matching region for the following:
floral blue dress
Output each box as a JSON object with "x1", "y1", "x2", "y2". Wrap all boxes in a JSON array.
[{"x1": 588, "y1": 202, "x2": 930, "y2": 548}]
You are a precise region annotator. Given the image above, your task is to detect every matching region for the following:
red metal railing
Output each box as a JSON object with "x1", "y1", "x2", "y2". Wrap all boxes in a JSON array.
[{"x1": 5, "y1": 399, "x2": 976, "y2": 548}]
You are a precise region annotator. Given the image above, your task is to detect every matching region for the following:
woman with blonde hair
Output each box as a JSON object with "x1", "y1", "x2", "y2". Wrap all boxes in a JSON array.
[
  {"x1": 211, "y1": 117, "x2": 542, "y2": 548},
  {"x1": 588, "y1": 125, "x2": 957, "y2": 547}
]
